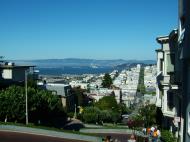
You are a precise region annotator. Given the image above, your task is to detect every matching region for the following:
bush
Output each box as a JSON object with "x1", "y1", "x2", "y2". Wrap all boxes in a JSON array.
[
  {"x1": 82, "y1": 107, "x2": 100, "y2": 123},
  {"x1": 161, "y1": 130, "x2": 176, "y2": 142}
]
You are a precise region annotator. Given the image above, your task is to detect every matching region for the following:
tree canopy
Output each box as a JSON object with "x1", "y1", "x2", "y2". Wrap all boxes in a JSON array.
[
  {"x1": 138, "y1": 104, "x2": 157, "y2": 127},
  {"x1": 0, "y1": 85, "x2": 66, "y2": 127},
  {"x1": 95, "y1": 96, "x2": 118, "y2": 111},
  {"x1": 102, "y1": 73, "x2": 113, "y2": 88}
]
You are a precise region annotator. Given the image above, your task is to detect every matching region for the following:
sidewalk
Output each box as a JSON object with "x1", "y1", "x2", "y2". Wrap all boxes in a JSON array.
[{"x1": 0, "y1": 125, "x2": 102, "y2": 142}]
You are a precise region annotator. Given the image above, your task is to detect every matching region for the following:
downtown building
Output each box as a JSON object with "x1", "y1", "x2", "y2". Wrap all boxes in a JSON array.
[{"x1": 155, "y1": 0, "x2": 190, "y2": 141}]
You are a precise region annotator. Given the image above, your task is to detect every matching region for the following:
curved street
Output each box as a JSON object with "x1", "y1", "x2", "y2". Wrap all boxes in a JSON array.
[{"x1": 0, "y1": 131, "x2": 86, "y2": 142}]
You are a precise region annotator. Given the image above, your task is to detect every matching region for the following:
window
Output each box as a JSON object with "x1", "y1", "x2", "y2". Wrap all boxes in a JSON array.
[
  {"x1": 166, "y1": 54, "x2": 175, "y2": 74},
  {"x1": 188, "y1": 112, "x2": 190, "y2": 135},
  {"x1": 160, "y1": 59, "x2": 163, "y2": 71},
  {"x1": 167, "y1": 91, "x2": 174, "y2": 111}
]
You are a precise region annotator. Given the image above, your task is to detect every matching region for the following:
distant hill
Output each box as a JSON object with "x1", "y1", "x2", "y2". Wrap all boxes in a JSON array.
[{"x1": 13, "y1": 58, "x2": 156, "y2": 68}]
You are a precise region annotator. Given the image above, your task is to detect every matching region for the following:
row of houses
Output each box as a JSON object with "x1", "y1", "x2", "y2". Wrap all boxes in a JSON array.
[{"x1": 155, "y1": 0, "x2": 190, "y2": 141}]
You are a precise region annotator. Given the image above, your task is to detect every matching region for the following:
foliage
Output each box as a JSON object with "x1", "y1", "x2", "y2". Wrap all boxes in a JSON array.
[
  {"x1": 95, "y1": 96, "x2": 118, "y2": 111},
  {"x1": 99, "y1": 110, "x2": 112, "y2": 122},
  {"x1": 110, "y1": 111, "x2": 120, "y2": 123},
  {"x1": 27, "y1": 74, "x2": 37, "y2": 88},
  {"x1": 138, "y1": 104, "x2": 157, "y2": 127},
  {"x1": 161, "y1": 130, "x2": 176, "y2": 142},
  {"x1": 118, "y1": 103, "x2": 132, "y2": 114},
  {"x1": 0, "y1": 85, "x2": 66, "y2": 127},
  {"x1": 0, "y1": 86, "x2": 25, "y2": 122},
  {"x1": 82, "y1": 106, "x2": 100, "y2": 123},
  {"x1": 145, "y1": 91, "x2": 156, "y2": 96},
  {"x1": 80, "y1": 95, "x2": 126, "y2": 124},
  {"x1": 127, "y1": 115, "x2": 144, "y2": 129},
  {"x1": 137, "y1": 67, "x2": 146, "y2": 94},
  {"x1": 72, "y1": 87, "x2": 89, "y2": 108},
  {"x1": 102, "y1": 73, "x2": 113, "y2": 88},
  {"x1": 82, "y1": 106, "x2": 120, "y2": 124}
]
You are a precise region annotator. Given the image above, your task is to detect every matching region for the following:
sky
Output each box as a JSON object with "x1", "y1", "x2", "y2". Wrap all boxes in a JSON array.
[{"x1": 0, "y1": 0, "x2": 178, "y2": 60}]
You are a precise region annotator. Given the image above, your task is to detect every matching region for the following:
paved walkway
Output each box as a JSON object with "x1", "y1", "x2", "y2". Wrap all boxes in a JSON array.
[
  {"x1": 80, "y1": 128, "x2": 146, "y2": 137},
  {"x1": 0, "y1": 125, "x2": 102, "y2": 142}
]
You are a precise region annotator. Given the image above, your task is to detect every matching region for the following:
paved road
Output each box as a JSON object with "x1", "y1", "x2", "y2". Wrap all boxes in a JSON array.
[
  {"x1": 0, "y1": 125, "x2": 101, "y2": 142},
  {"x1": 95, "y1": 133, "x2": 129, "y2": 142},
  {"x1": 0, "y1": 131, "x2": 86, "y2": 142}
]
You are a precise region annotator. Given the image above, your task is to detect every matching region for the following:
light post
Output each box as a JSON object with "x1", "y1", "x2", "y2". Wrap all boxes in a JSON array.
[
  {"x1": 74, "y1": 104, "x2": 77, "y2": 119},
  {"x1": 25, "y1": 70, "x2": 28, "y2": 125}
]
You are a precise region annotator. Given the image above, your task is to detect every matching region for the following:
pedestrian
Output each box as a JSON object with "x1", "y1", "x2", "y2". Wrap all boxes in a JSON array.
[
  {"x1": 128, "y1": 134, "x2": 136, "y2": 142},
  {"x1": 152, "y1": 128, "x2": 158, "y2": 142},
  {"x1": 151, "y1": 126, "x2": 155, "y2": 133},
  {"x1": 142, "y1": 127, "x2": 146, "y2": 135},
  {"x1": 104, "y1": 135, "x2": 111, "y2": 142},
  {"x1": 156, "y1": 128, "x2": 161, "y2": 141},
  {"x1": 147, "y1": 127, "x2": 151, "y2": 135}
]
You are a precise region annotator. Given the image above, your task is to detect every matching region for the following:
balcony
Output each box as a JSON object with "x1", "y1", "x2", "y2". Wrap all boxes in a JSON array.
[
  {"x1": 163, "y1": 75, "x2": 170, "y2": 84},
  {"x1": 156, "y1": 72, "x2": 163, "y2": 87},
  {"x1": 162, "y1": 108, "x2": 175, "y2": 118},
  {"x1": 156, "y1": 97, "x2": 162, "y2": 108}
]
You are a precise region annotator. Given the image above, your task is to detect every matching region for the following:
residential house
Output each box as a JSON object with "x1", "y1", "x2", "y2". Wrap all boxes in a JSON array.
[
  {"x1": 179, "y1": 0, "x2": 190, "y2": 141},
  {"x1": 155, "y1": 30, "x2": 181, "y2": 139},
  {"x1": 43, "y1": 83, "x2": 75, "y2": 112},
  {"x1": 0, "y1": 61, "x2": 36, "y2": 89}
]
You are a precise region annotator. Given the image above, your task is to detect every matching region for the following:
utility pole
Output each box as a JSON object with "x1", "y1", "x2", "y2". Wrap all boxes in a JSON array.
[
  {"x1": 25, "y1": 70, "x2": 28, "y2": 125},
  {"x1": 74, "y1": 104, "x2": 77, "y2": 119}
]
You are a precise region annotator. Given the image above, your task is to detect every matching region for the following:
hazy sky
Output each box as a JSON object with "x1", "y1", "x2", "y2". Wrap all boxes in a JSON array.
[{"x1": 0, "y1": 0, "x2": 178, "y2": 60}]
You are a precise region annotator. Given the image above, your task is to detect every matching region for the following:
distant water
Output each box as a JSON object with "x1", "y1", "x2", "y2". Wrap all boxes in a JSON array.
[{"x1": 38, "y1": 66, "x2": 114, "y2": 75}]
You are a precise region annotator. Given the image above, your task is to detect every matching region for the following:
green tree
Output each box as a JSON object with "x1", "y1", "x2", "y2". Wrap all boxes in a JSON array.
[
  {"x1": 94, "y1": 96, "x2": 121, "y2": 123},
  {"x1": 138, "y1": 104, "x2": 157, "y2": 127},
  {"x1": 102, "y1": 73, "x2": 113, "y2": 88},
  {"x1": 0, "y1": 85, "x2": 66, "y2": 126},
  {"x1": 95, "y1": 96, "x2": 118, "y2": 111},
  {"x1": 72, "y1": 87, "x2": 86, "y2": 107},
  {"x1": 82, "y1": 106, "x2": 100, "y2": 123},
  {"x1": 137, "y1": 67, "x2": 146, "y2": 94},
  {"x1": 0, "y1": 86, "x2": 25, "y2": 122}
]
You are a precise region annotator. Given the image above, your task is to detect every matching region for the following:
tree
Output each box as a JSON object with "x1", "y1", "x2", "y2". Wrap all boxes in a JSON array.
[
  {"x1": 118, "y1": 103, "x2": 132, "y2": 114},
  {"x1": 137, "y1": 67, "x2": 146, "y2": 94},
  {"x1": 0, "y1": 86, "x2": 25, "y2": 122},
  {"x1": 0, "y1": 85, "x2": 66, "y2": 127},
  {"x1": 138, "y1": 104, "x2": 157, "y2": 127},
  {"x1": 94, "y1": 96, "x2": 121, "y2": 123},
  {"x1": 71, "y1": 87, "x2": 90, "y2": 112},
  {"x1": 102, "y1": 73, "x2": 112, "y2": 88},
  {"x1": 95, "y1": 96, "x2": 118, "y2": 111},
  {"x1": 82, "y1": 106, "x2": 100, "y2": 123}
]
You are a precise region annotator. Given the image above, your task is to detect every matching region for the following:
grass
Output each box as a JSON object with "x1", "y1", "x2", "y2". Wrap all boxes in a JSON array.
[{"x1": 0, "y1": 121, "x2": 101, "y2": 137}]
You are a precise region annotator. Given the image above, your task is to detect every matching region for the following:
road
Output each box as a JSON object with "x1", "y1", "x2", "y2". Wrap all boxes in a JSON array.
[
  {"x1": 95, "y1": 133, "x2": 129, "y2": 142},
  {"x1": 0, "y1": 131, "x2": 86, "y2": 142}
]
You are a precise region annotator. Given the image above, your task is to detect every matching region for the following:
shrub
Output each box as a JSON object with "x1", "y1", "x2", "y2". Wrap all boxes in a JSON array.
[{"x1": 161, "y1": 130, "x2": 176, "y2": 142}]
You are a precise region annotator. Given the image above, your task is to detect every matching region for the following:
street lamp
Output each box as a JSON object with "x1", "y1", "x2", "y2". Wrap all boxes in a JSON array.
[
  {"x1": 74, "y1": 104, "x2": 77, "y2": 119},
  {"x1": 25, "y1": 70, "x2": 28, "y2": 125}
]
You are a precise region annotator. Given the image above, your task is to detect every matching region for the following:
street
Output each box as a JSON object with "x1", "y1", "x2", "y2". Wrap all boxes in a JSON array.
[{"x1": 0, "y1": 131, "x2": 86, "y2": 142}]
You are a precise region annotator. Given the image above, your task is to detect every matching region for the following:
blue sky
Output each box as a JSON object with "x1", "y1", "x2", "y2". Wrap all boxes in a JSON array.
[{"x1": 0, "y1": 0, "x2": 178, "y2": 60}]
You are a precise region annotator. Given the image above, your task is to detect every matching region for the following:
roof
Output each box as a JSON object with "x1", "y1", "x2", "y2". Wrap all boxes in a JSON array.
[
  {"x1": 155, "y1": 49, "x2": 163, "y2": 52},
  {"x1": 156, "y1": 35, "x2": 169, "y2": 44},
  {"x1": 0, "y1": 65, "x2": 35, "y2": 69},
  {"x1": 46, "y1": 83, "x2": 71, "y2": 96}
]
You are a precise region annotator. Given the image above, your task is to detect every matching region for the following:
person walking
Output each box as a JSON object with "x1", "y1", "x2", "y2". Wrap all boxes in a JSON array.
[
  {"x1": 152, "y1": 128, "x2": 158, "y2": 142},
  {"x1": 128, "y1": 134, "x2": 136, "y2": 142}
]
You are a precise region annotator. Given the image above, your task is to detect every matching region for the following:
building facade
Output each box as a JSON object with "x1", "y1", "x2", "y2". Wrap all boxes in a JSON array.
[{"x1": 155, "y1": 0, "x2": 190, "y2": 141}]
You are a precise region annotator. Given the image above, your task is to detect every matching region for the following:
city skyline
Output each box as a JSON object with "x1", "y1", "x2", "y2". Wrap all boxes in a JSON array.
[{"x1": 0, "y1": 0, "x2": 177, "y2": 60}]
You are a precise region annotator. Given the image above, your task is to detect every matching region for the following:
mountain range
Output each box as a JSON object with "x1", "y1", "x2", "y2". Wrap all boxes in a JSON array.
[{"x1": 13, "y1": 58, "x2": 156, "y2": 68}]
